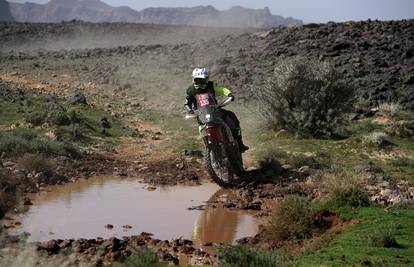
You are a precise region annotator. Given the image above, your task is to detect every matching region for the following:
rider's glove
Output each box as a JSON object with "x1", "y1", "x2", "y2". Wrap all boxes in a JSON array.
[{"x1": 228, "y1": 94, "x2": 235, "y2": 102}]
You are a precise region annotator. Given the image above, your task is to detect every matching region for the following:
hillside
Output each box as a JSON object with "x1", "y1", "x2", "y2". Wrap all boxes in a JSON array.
[
  {"x1": 8, "y1": 0, "x2": 302, "y2": 27},
  {"x1": 0, "y1": 0, "x2": 14, "y2": 21},
  {"x1": 1, "y1": 19, "x2": 412, "y2": 111}
]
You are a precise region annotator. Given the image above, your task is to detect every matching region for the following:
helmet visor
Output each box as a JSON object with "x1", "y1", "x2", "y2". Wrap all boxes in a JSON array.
[{"x1": 194, "y1": 78, "x2": 208, "y2": 85}]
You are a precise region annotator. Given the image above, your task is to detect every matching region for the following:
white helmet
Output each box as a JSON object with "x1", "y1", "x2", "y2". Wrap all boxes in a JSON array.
[
  {"x1": 192, "y1": 67, "x2": 209, "y2": 80},
  {"x1": 192, "y1": 67, "x2": 209, "y2": 90}
]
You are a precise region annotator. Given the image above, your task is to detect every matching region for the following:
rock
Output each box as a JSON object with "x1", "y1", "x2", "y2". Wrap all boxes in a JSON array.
[
  {"x1": 298, "y1": 165, "x2": 310, "y2": 173},
  {"x1": 388, "y1": 194, "x2": 412, "y2": 206},
  {"x1": 282, "y1": 164, "x2": 292, "y2": 170},
  {"x1": 379, "y1": 189, "x2": 392, "y2": 197},
  {"x1": 404, "y1": 75, "x2": 414, "y2": 85},
  {"x1": 122, "y1": 225, "x2": 132, "y2": 229},
  {"x1": 100, "y1": 117, "x2": 111, "y2": 129},
  {"x1": 405, "y1": 48, "x2": 414, "y2": 59},
  {"x1": 158, "y1": 251, "x2": 179, "y2": 265},
  {"x1": 3, "y1": 161, "x2": 15, "y2": 167},
  {"x1": 386, "y1": 120, "x2": 414, "y2": 138},
  {"x1": 23, "y1": 197, "x2": 33, "y2": 205},
  {"x1": 181, "y1": 149, "x2": 203, "y2": 158},
  {"x1": 151, "y1": 135, "x2": 161, "y2": 140},
  {"x1": 41, "y1": 240, "x2": 60, "y2": 255},
  {"x1": 377, "y1": 181, "x2": 390, "y2": 188},
  {"x1": 105, "y1": 224, "x2": 114, "y2": 230}
]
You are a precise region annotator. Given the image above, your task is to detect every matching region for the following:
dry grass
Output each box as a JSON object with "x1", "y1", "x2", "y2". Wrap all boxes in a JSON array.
[
  {"x1": 268, "y1": 195, "x2": 316, "y2": 241},
  {"x1": 361, "y1": 131, "x2": 390, "y2": 147},
  {"x1": 315, "y1": 168, "x2": 370, "y2": 208},
  {"x1": 378, "y1": 102, "x2": 402, "y2": 117},
  {"x1": 18, "y1": 153, "x2": 56, "y2": 175}
]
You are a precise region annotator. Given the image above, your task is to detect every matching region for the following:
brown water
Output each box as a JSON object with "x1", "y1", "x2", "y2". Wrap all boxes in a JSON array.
[{"x1": 8, "y1": 177, "x2": 260, "y2": 245}]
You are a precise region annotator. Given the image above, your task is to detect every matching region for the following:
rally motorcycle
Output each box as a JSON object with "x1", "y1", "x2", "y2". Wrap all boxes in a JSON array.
[{"x1": 185, "y1": 93, "x2": 244, "y2": 187}]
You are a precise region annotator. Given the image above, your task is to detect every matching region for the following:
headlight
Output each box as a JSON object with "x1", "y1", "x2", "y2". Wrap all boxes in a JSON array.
[{"x1": 205, "y1": 114, "x2": 211, "y2": 120}]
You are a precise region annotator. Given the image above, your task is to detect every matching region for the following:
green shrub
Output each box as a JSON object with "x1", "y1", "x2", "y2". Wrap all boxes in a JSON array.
[
  {"x1": 124, "y1": 248, "x2": 160, "y2": 267},
  {"x1": 268, "y1": 195, "x2": 316, "y2": 240},
  {"x1": 392, "y1": 157, "x2": 414, "y2": 168},
  {"x1": 47, "y1": 110, "x2": 71, "y2": 126},
  {"x1": 218, "y1": 245, "x2": 279, "y2": 267},
  {"x1": 254, "y1": 56, "x2": 353, "y2": 138},
  {"x1": 0, "y1": 128, "x2": 77, "y2": 157},
  {"x1": 25, "y1": 108, "x2": 80, "y2": 127},
  {"x1": 369, "y1": 224, "x2": 400, "y2": 248},
  {"x1": 24, "y1": 111, "x2": 47, "y2": 126},
  {"x1": 331, "y1": 186, "x2": 370, "y2": 208}
]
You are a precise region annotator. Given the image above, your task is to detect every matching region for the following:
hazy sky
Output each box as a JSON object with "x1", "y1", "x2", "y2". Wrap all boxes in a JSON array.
[{"x1": 10, "y1": 0, "x2": 414, "y2": 23}]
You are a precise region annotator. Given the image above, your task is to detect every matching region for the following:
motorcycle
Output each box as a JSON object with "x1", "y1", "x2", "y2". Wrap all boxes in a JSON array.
[{"x1": 185, "y1": 93, "x2": 244, "y2": 187}]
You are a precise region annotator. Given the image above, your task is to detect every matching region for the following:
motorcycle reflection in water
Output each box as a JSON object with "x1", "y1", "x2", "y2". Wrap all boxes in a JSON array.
[{"x1": 192, "y1": 189, "x2": 258, "y2": 246}]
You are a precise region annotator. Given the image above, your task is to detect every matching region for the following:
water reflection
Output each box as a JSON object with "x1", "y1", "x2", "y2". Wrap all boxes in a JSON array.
[
  {"x1": 8, "y1": 177, "x2": 259, "y2": 244},
  {"x1": 193, "y1": 189, "x2": 241, "y2": 245}
]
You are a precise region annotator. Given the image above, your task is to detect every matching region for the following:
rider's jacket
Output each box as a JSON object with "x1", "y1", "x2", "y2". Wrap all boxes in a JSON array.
[{"x1": 184, "y1": 81, "x2": 232, "y2": 112}]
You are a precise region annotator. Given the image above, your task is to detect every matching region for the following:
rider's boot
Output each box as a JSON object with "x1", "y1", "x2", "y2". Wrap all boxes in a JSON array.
[{"x1": 234, "y1": 128, "x2": 249, "y2": 153}]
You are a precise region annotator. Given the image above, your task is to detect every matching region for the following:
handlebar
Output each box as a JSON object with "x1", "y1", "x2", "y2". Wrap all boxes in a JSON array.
[
  {"x1": 185, "y1": 113, "x2": 198, "y2": 119},
  {"x1": 218, "y1": 97, "x2": 232, "y2": 108}
]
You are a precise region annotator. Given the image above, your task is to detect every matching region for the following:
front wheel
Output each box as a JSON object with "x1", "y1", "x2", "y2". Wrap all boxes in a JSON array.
[{"x1": 204, "y1": 144, "x2": 234, "y2": 187}]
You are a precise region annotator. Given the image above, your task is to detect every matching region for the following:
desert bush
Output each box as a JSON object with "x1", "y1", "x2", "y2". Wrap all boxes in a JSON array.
[
  {"x1": 18, "y1": 154, "x2": 56, "y2": 175},
  {"x1": 124, "y1": 248, "x2": 160, "y2": 267},
  {"x1": 218, "y1": 245, "x2": 279, "y2": 267},
  {"x1": 254, "y1": 56, "x2": 353, "y2": 138},
  {"x1": 368, "y1": 224, "x2": 400, "y2": 248},
  {"x1": 361, "y1": 131, "x2": 391, "y2": 147},
  {"x1": 268, "y1": 195, "x2": 316, "y2": 240}
]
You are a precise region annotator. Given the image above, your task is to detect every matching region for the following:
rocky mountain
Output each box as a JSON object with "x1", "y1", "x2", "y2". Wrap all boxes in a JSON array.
[
  {"x1": 0, "y1": 0, "x2": 14, "y2": 21},
  {"x1": 8, "y1": 0, "x2": 302, "y2": 27}
]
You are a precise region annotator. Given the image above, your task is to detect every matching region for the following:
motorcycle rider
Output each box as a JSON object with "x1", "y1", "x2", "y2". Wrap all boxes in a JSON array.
[{"x1": 184, "y1": 67, "x2": 249, "y2": 153}]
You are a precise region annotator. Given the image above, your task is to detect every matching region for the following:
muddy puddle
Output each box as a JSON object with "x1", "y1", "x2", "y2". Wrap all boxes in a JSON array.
[{"x1": 7, "y1": 177, "x2": 260, "y2": 245}]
